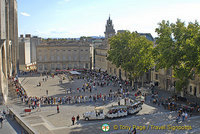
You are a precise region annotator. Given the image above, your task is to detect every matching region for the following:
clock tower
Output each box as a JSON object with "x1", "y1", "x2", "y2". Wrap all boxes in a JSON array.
[{"x1": 104, "y1": 16, "x2": 116, "y2": 39}]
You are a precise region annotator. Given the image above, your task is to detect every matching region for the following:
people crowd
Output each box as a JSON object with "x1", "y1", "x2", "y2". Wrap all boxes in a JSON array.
[
  {"x1": 150, "y1": 87, "x2": 200, "y2": 115},
  {"x1": 12, "y1": 70, "x2": 132, "y2": 110}
]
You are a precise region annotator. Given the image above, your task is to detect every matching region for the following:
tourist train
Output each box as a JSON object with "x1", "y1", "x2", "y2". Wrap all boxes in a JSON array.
[{"x1": 83, "y1": 101, "x2": 143, "y2": 120}]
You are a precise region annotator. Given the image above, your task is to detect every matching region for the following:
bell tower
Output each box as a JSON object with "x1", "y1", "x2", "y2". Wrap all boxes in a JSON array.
[{"x1": 104, "y1": 15, "x2": 115, "y2": 39}]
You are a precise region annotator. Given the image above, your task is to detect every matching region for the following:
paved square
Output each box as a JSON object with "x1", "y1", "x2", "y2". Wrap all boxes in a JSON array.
[{"x1": 6, "y1": 74, "x2": 200, "y2": 134}]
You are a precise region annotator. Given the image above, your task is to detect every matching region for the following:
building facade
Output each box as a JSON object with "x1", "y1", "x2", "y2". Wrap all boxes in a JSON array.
[
  {"x1": 0, "y1": 0, "x2": 18, "y2": 103},
  {"x1": 152, "y1": 68, "x2": 200, "y2": 98},
  {"x1": 94, "y1": 16, "x2": 154, "y2": 86},
  {"x1": 18, "y1": 34, "x2": 41, "y2": 71},
  {"x1": 36, "y1": 40, "x2": 90, "y2": 72}
]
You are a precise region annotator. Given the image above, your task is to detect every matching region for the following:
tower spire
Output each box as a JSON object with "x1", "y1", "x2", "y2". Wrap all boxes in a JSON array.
[{"x1": 104, "y1": 15, "x2": 115, "y2": 39}]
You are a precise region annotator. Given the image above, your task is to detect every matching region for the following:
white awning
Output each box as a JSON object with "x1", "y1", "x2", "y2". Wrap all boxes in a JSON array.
[{"x1": 69, "y1": 71, "x2": 81, "y2": 75}]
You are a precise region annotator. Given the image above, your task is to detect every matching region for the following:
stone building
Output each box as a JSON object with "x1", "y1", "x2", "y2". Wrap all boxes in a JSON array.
[
  {"x1": 90, "y1": 39, "x2": 104, "y2": 70},
  {"x1": 18, "y1": 34, "x2": 41, "y2": 71},
  {"x1": 0, "y1": 0, "x2": 18, "y2": 103},
  {"x1": 152, "y1": 68, "x2": 200, "y2": 98},
  {"x1": 94, "y1": 16, "x2": 154, "y2": 85},
  {"x1": 36, "y1": 40, "x2": 90, "y2": 72},
  {"x1": 94, "y1": 16, "x2": 115, "y2": 72}
]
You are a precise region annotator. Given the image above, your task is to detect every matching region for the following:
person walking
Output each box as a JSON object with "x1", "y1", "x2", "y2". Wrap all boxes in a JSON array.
[
  {"x1": 185, "y1": 112, "x2": 188, "y2": 120},
  {"x1": 133, "y1": 127, "x2": 136, "y2": 134},
  {"x1": 76, "y1": 115, "x2": 80, "y2": 124},
  {"x1": 57, "y1": 104, "x2": 60, "y2": 113},
  {"x1": 46, "y1": 90, "x2": 48, "y2": 96},
  {"x1": 72, "y1": 116, "x2": 75, "y2": 125},
  {"x1": 0, "y1": 116, "x2": 3, "y2": 128},
  {"x1": 182, "y1": 112, "x2": 185, "y2": 121},
  {"x1": 176, "y1": 113, "x2": 181, "y2": 123}
]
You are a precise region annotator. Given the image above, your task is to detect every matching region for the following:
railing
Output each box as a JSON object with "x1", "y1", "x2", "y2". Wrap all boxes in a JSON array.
[{"x1": 9, "y1": 108, "x2": 38, "y2": 134}]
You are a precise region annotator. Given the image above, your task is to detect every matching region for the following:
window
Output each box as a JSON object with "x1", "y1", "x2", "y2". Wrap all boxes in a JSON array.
[
  {"x1": 63, "y1": 56, "x2": 66, "y2": 61},
  {"x1": 51, "y1": 64, "x2": 55, "y2": 70},
  {"x1": 39, "y1": 56, "x2": 42, "y2": 61},
  {"x1": 74, "y1": 63, "x2": 77, "y2": 68},
  {"x1": 155, "y1": 74, "x2": 158, "y2": 80},
  {"x1": 63, "y1": 64, "x2": 66, "y2": 69},
  {"x1": 68, "y1": 56, "x2": 71, "y2": 61},
  {"x1": 85, "y1": 63, "x2": 88, "y2": 68},
  {"x1": 51, "y1": 56, "x2": 54, "y2": 61},
  {"x1": 38, "y1": 64, "x2": 43, "y2": 71},
  {"x1": 74, "y1": 56, "x2": 77, "y2": 61},
  {"x1": 44, "y1": 55, "x2": 47, "y2": 61},
  {"x1": 80, "y1": 63, "x2": 83, "y2": 68},
  {"x1": 57, "y1": 64, "x2": 61, "y2": 70},
  {"x1": 57, "y1": 56, "x2": 60, "y2": 61},
  {"x1": 110, "y1": 68, "x2": 112, "y2": 73},
  {"x1": 44, "y1": 64, "x2": 48, "y2": 70},
  {"x1": 190, "y1": 86, "x2": 192, "y2": 93},
  {"x1": 68, "y1": 64, "x2": 72, "y2": 69}
]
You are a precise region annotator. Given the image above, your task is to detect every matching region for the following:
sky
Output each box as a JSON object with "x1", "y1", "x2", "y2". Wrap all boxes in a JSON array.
[{"x1": 18, "y1": 0, "x2": 200, "y2": 38}]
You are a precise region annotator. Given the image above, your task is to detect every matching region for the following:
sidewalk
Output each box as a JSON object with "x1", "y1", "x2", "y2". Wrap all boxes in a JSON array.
[
  {"x1": 0, "y1": 105, "x2": 26, "y2": 134},
  {"x1": 146, "y1": 86, "x2": 200, "y2": 115}
]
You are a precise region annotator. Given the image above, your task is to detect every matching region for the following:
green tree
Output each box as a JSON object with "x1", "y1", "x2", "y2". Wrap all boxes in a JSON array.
[
  {"x1": 154, "y1": 19, "x2": 200, "y2": 94},
  {"x1": 107, "y1": 31, "x2": 154, "y2": 86}
]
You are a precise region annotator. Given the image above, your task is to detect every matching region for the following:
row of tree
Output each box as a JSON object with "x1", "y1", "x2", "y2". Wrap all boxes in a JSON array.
[{"x1": 107, "y1": 19, "x2": 200, "y2": 94}]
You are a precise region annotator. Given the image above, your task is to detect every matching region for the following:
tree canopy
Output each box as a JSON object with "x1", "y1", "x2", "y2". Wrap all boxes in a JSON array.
[
  {"x1": 107, "y1": 31, "x2": 154, "y2": 80},
  {"x1": 153, "y1": 19, "x2": 200, "y2": 92}
]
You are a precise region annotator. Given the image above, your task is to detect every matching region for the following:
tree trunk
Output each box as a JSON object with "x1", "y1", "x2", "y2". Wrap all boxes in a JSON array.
[{"x1": 142, "y1": 75, "x2": 144, "y2": 87}]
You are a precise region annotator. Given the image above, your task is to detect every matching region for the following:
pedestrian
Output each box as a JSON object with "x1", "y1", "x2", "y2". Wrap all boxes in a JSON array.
[
  {"x1": 0, "y1": 116, "x2": 3, "y2": 128},
  {"x1": 76, "y1": 115, "x2": 80, "y2": 124},
  {"x1": 176, "y1": 113, "x2": 181, "y2": 123},
  {"x1": 182, "y1": 112, "x2": 185, "y2": 121},
  {"x1": 185, "y1": 112, "x2": 188, "y2": 120},
  {"x1": 72, "y1": 116, "x2": 75, "y2": 125},
  {"x1": 133, "y1": 127, "x2": 136, "y2": 134},
  {"x1": 46, "y1": 90, "x2": 48, "y2": 96},
  {"x1": 57, "y1": 104, "x2": 59, "y2": 113},
  {"x1": 118, "y1": 101, "x2": 120, "y2": 106}
]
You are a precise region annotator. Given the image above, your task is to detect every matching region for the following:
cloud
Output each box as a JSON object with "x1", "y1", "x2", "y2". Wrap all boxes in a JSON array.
[{"x1": 21, "y1": 12, "x2": 30, "y2": 17}]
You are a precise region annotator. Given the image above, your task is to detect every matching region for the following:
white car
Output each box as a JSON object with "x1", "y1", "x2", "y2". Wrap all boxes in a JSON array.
[{"x1": 83, "y1": 107, "x2": 105, "y2": 120}]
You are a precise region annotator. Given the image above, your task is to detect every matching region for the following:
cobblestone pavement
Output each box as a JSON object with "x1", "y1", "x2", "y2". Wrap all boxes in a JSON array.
[
  {"x1": 18, "y1": 74, "x2": 131, "y2": 97},
  {"x1": 7, "y1": 75, "x2": 200, "y2": 134}
]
